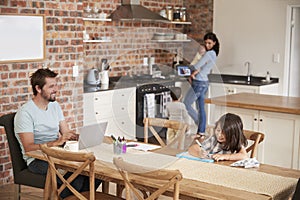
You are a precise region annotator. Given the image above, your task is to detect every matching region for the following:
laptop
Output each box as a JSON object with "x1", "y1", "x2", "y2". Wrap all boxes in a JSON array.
[{"x1": 78, "y1": 122, "x2": 108, "y2": 150}]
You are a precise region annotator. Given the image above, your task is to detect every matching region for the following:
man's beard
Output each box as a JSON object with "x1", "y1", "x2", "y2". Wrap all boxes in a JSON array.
[
  {"x1": 41, "y1": 90, "x2": 56, "y2": 102},
  {"x1": 49, "y1": 96, "x2": 56, "y2": 102}
]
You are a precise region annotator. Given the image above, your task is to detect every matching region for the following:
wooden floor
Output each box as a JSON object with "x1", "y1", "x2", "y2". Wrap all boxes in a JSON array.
[
  {"x1": 0, "y1": 184, "x2": 43, "y2": 200},
  {"x1": 0, "y1": 183, "x2": 171, "y2": 199}
]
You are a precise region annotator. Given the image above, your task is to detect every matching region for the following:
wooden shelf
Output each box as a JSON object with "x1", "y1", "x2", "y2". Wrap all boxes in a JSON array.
[{"x1": 170, "y1": 21, "x2": 191, "y2": 25}]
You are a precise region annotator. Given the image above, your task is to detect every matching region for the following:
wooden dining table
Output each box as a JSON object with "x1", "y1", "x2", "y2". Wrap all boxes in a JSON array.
[{"x1": 26, "y1": 139, "x2": 300, "y2": 200}]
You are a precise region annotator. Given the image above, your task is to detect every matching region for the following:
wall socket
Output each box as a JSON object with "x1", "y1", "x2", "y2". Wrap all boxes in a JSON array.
[
  {"x1": 273, "y1": 53, "x2": 280, "y2": 63},
  {"x1": 73, "y1": 65, "x2": 78, "y2": 77}
]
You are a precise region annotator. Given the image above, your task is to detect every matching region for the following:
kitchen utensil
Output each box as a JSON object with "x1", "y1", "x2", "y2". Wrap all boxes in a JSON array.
[
  {"x1": 100, "y1": 70, "x2": 109, "y2": 85},
  {"x1": 101, "y1": 58, "x2": 108, "y2": 71},
  {"x1": 86, "y1": 68, "x2": 100, "y2": 85},
  {"x1": 104, "y1": 64, "x2": 110, "y2": 70}
]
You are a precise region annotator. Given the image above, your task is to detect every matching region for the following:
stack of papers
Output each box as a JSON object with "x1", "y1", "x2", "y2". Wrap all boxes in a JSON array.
[{"x1": 126, "y1": 142, "x2": 161, "y2": 152}]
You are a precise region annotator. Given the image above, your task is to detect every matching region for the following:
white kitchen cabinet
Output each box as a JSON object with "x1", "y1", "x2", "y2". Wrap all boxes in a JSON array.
[
  {"x1": 215, "y1": 106, "x2": 300, "y2": 169},
  {"x1": 208, "y1": 82, "x2": 279, "y2": 98},
  {"x1": 83, "y1": 87, "x2": 136, "y2": 139},
  {"x1": 207, "y1": 83, "x2": 279, "y2": 125}
]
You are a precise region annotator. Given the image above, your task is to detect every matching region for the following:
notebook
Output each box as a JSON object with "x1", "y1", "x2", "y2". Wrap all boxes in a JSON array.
[
  {"x1": 176, "y1": 152, "x2": 214, "y2": 163},
  {"x1": 78, "y1": 122, "x2": 108, "y2": 150}
]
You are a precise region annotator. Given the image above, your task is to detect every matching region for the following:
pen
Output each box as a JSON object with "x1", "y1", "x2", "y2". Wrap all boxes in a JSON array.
[
  {"x1": 195, "y1": 139, "x2": 211, "y2": 159},
  {"x1": 195, "y1": 139, "x2": 202, "y2": 147},
  {"x1": 111, "y1": 135, "x2": 116, "y2": 142},
  {"x1": 126, "y1": 144, "x2": 138, "y2": 147}
]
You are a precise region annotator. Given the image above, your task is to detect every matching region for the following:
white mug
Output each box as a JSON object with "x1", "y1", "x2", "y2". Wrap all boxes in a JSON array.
[{"x1": 64, "y1": 141, "x2": 79, "y2": 152}]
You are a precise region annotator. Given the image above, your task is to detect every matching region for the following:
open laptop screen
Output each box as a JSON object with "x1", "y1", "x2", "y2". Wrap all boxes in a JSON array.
[{"x1": 78, "y1": 122, "x2": 108, "y2": 150}]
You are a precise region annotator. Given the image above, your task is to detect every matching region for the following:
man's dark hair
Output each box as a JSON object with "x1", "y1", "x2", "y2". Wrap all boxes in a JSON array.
[{"x1": 30, "y1": 68, "x2": 58, "y2": 95}]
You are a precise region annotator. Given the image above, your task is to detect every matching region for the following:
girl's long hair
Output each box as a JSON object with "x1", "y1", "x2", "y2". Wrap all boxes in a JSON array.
[{"x1": 216, "y1": 113, "x2": 247, "y2": 153}]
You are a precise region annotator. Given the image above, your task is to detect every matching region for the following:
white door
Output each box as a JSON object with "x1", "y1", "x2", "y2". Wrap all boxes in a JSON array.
[{"x1": 286, "y1": 6, "x2": 300, "y2": 97}]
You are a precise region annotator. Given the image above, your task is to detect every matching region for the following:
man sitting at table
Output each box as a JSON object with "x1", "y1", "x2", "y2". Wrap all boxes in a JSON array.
[{"x1": 14, "y1": 68, "x2": 101, "y2": 198}]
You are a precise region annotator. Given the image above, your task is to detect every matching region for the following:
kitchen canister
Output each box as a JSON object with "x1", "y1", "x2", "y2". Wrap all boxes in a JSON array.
[
  {"x1": 180, "y1": 7, "x2": 187, "y2": 22},
  {"x1": 173, "y1": 7, "x2": 181, "y2": 21},
  {"x1": 166, "y1": 6, "x2": 173, "y2": 21}
]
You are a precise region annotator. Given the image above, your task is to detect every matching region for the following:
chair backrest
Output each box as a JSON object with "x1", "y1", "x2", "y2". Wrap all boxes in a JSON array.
[
  {"x1": 0, "y1": 112, "x2": 45, "y2": 188},
  {"x1": 143, "y1": 118, "x2": 188, "y2": 150},
  {"x1": 113, "y1": 157, "x2": 182, "y2": 200},
  {"x1": 243, "y1": 130, "x2": 265, "y2": 158},
  {"x1": 39, "y1": 143, "x2": 96, "y2": 200},
  {"x1": 292, "y1": 178, "x2": 300, "y2": 200}
]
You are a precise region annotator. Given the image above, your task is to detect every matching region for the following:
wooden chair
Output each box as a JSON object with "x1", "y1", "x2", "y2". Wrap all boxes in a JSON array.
[
  {"x1": 39, "y1": 143, "x2": 122, "y2": 200},
  {"x1": 292, "y1": 178, "x2": 300, "y2": 200},
  {"x1": 113, "y1": 157, "x2": 182, "y2": 200},
  {"x1": 143, "y1": 118, "x2": 188, "y2": 150},
  {"x1": 0, "y1": 113, "x2": 46, "y2": 200},
  {"x1": 243, "y1": 130, "x2": 265, "y2": 158}
]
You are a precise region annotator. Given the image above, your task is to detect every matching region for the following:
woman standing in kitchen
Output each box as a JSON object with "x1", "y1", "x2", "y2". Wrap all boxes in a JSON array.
[{"x1": 184, "y1": 32, "x2": 220, "y2": 139}]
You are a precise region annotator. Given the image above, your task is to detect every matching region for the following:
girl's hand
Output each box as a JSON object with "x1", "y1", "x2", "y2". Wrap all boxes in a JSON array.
[
  {"x1": 212, "y1": 154, "x2": 230, "y2": 161},
  {"x1": 188, "y1": 144, "x2": 208, "y2": 158}
]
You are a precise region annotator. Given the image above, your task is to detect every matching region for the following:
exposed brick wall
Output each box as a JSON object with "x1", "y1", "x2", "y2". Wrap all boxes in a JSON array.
[
  {"x1": 0, "y1": 0, "x2": 212, "y2": 185},
  {"x1": 0, "y1": 0, "x2": 84, "y2": 185},
  {"x1": 184, "y1": 0, "x2": 214, "y2": 43}
]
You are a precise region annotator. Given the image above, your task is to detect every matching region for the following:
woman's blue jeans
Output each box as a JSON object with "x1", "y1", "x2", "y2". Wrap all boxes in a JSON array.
[
  {"x1": 183, "y1": 80, "x2": 209, "y2": 134},
  {"x1": 28, "y1": 159, "x2": 101, "y2": 198}
]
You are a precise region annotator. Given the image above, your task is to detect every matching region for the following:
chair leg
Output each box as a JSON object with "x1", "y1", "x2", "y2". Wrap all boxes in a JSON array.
[
  {"x1": 14, "y1": 184, "x2": 21, "y2": 200},
  {"x1": 102, "y1": 181, "x2": 109, "y2": 194},
  {"x1": 116, "y1": 184, "x2": 125, "y2": 197}
]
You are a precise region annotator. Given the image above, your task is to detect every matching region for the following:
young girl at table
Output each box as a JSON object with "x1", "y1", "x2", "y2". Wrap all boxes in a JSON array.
[{"x1": 188, "y1": 113, "x2": 248, "y2": 161}]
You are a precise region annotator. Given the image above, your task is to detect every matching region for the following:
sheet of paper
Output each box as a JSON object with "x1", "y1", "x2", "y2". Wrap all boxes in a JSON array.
[{"x1": 126, "y1": 142, "x2": 161, "y2": 152}]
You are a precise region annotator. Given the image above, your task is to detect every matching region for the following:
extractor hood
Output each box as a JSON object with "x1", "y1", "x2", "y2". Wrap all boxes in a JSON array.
[{"x1": 109, "y1": 0, "x2": 169, "y2": 22}]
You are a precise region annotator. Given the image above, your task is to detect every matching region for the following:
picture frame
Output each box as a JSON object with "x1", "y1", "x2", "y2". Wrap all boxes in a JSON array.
[{"x1": 0, "y1": 14, "x2": 45, "y2": 63}]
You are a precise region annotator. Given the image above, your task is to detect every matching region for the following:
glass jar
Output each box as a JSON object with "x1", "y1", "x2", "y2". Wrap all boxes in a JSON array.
[
  {"x1": 173, "y1": 7, "x2": 181, "y2": 21},
  {"x1": 166, "y1": 6, "x2": 173, "y2": 21},
  {"x1": 180, "y1": 7, "x2": 187, "y2": 22}
]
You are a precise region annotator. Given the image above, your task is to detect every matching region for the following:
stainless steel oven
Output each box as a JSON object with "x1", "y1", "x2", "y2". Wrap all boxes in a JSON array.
[{"x1": 135, "y1": 81, "x2": 175, "y2": 143}]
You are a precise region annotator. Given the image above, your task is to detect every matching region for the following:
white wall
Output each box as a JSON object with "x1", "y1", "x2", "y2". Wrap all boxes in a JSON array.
[{"x1": 213, "y1": 0, "x2": 300, "y2": 95}]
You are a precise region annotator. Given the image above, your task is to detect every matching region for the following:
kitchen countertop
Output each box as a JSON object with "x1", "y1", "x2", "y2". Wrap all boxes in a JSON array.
[
  {"x1": 208, "y1": 74, "x2": 279, "y2": 86},
  {"x1": 205, "y1": 93, "x2": 300, "y2": 115},
  {"x1": 84, "y1": 73, "x2": 279, "y2": 93},
  {"x1": 84, "y1": 75, "x2": 189, "y2": 93}
]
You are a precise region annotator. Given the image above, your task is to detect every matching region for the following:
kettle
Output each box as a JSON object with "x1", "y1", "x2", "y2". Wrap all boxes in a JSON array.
[{"x1": 86, "y1": 68, "x2": 100, "y2": 85}]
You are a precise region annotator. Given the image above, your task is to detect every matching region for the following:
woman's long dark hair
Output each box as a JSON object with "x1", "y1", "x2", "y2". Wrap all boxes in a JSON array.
[
  {"x1": 204, "y1": 32, "x2": 220, "y2": 56},
  {"x1": 216, "y1": 113, "x2": 247, "y2": 153}
]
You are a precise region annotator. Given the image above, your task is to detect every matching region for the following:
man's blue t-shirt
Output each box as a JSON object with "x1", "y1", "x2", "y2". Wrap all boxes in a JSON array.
[{"x1": 14, "y1": 100, "x2": 64, "y2": 165}]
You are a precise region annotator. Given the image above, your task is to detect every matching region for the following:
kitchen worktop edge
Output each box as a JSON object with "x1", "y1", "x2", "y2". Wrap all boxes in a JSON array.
[{"x1": 205, "y1": 93, "x2": 300, "y2": 115}]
